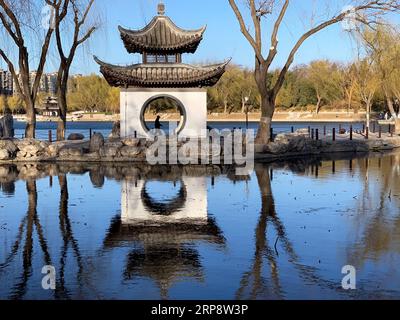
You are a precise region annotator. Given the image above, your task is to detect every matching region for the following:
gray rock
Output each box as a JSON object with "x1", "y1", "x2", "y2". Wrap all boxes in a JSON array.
[
  {"x1": 0, "y1": 149, "x2": 10, "y2": 160},
  {"x1": 0, "y1": 139, "x2": 18, "y2": 155},
  {"x1": 90, "y1": 132, "x2": 105, "y2": 152},
  {"x1": 109, "y1": 121, "x2": 120, "y2": 139},
  {"x1": 0, "y1": 114, "x2": 14, "y2": 138},
  {"x1": 105, "y1": 141, "x2": 123, "y2": 149},
  {"x1": 89, "y1": 170, "x2": 105, "y2": 188},
  {"x1": 59, "y1": 147, "x2": 83, "y2": 158},
  {"x1": 266, "y1": 141, "x2": 289, "y2": 154},
  {"x1": 84, "y1": 152, "x2": 101, "y2": 161},
  {"x1": 120, "y1": 146, "x2": 143, "y2": 158},
  {"x1": 122, "y1": 138, "x2": 140, "y2": 147},
  {"x1": 295, "y1": 128, "x2": 310, "y2": 136},
  {"x1": 254, "y1": 144, "x2": 268, "y2": 153},
  {"x1": 17, "y1": 143, "x2": 44, "y2": 158},
  {"x1": 68, "y1": 133, "x2": 85, "y2": 141},
  {"x1": 69, "y1": 148, "x2": 83, "y2": 157},
  {"x1": 100, "y1": 145, "x2": 120, "y2": 158}
]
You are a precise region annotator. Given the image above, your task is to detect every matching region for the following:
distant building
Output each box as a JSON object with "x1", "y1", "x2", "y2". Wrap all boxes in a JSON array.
[
  {"x1": 46, "y1": 72, "x2": 58, "y2": 94},
  {"x1": 0, "y1": 69, "x2": 14, "y2": 96},
  {"x1": 1, "y1": 70, "x2": 76, "y2": 96},
  {"x1": 36, "y1": 96, "x2": 60, "y2": 117}
]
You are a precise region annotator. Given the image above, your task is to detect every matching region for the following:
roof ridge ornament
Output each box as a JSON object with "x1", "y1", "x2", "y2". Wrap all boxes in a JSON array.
[{"x1": 157, "y1": 2, "x2": 165, "y2": 16}]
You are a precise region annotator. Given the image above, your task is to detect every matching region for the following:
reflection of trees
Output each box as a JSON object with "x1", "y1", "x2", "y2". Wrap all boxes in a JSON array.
[
  {"x1": 5, "y1": 180, "x2": 53, "y2": 300},
  {"x1": 237, "y1": 163, "x2": 347, "y2": 300},
  {"x1": 349, "y1": 154, "x2": 400, "y2": 267},
  {"x1": 236, "y1": 166, "x2": 282, "y2": 299},
  {"x1": 56, "y1": 175, "x2": 83, "y2": 299},
  {"x1": 0, "y1": 165, "x2": 17, "y2": 196},
  {"x1": 0, "y1": 173, "x2": 84, "y2": 299}
]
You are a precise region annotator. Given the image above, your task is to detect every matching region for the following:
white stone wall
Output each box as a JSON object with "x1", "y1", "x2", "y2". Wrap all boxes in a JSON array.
[
  {"x1": 120, "y1": 88, "x2": 207, "y2": 138},
  {"x1": 121, "y1": 176, "x2": 208, "y2": 224}
]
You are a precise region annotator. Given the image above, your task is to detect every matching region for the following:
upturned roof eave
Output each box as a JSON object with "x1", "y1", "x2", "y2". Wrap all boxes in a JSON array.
[
  {"x1": 93, "y1": 56, "x2": 230, "y2": 71},
  {"x1": 118, "y1": 16, "x2": 206, "y2": 38}
]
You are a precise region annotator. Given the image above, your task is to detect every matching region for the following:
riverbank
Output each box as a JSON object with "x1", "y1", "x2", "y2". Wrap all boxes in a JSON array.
[
  {"x1": 15, "y1": 111, "x2": 369, "y2": 123},
  {"x1": 1, "y1": 129, "x2": 399, "y2": 164}
]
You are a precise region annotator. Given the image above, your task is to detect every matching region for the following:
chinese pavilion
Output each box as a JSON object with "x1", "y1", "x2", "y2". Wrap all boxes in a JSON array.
[{"x1": 95, "y1": 3, "x2": 229, "y2": 138}]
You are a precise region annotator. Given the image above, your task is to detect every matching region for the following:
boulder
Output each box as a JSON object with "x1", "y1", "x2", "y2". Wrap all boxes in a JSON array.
[
  {"x1": 69, "y1": 148, "x2": 84, "y2": 157},
  {"x1": 262, "y1": 133, "x2": 310, "y2": 155},
  {"x1": 47, "y1": 144, "x2": 60, "y2": 157},
  {"x1": 294, "y1": 128, "x2": 310, "y2": 136},
  {"x1": 266, "y1": 141, "x2": 289, "y2": 154},
  {"x1": 122, "y1": 138, "x2": 140, "y2": 147},
  {"x1": 100, "y1": 145, "x2": 120, "y2": 158},
  {"x1": 287, "y1": 135, "x2": 307, "y2": 152},
  {"x1": 0, "y1": 114, "x2": 14, "y2": 138},
  {"x1": 0, "y1": 149, "x2": 10, "y2": 160},
  {"x1": 0, "y1": 140, "x2": 18, "y2": 156},
  {"x1": 16, "y1": 140, "x2": 45, "y2": 159},
  {"x1": 84, "y1": 152, "x2": 101, "y2": 161},
  {"x1": 254, "y1": 144, "x2": 268, "y2": 153},
  {"x1": 59, "y1": 147, "x2": 83, "y2": 158},
  {"x1": 89, "y1": 132, "x2": 105, "y2": 152},
  {"x1": 120, "y1": 146, "x2": 143, "y2": 158},
  {"x1": 68, "y1": 133, "x2": 85, "y2": 141},
  {"x1": 109, "y1": 121, "x2": 120, "y2": 139},
  {"x1": 89, "y1": 170, "x2": 105, "y2": 188}
]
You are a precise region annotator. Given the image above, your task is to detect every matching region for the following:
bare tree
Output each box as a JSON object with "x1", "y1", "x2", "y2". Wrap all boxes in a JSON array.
[
  {"x1": 228, "y1": 0, "x2": 400, "y2": 144},
  {"x1": 50, "y1": 0, "x2": 96, "y2": 140},
  {"x1": 360, "y1": 26, "x2": 400, "y2": 133},
  {"x1": 354, "y1": 58, "x2": 380, "y2": 130},
  {"x1": 0, "y1": 0, "x2": 57, "y2": 138}
]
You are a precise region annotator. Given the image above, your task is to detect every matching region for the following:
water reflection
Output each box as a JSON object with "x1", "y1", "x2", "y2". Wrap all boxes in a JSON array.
[
  {"x1": 0, "y1": 153, "x2": 400, "y2": 299},
  {"x1": 104, "y1": 173, "x2": 225, "y2": 299}
]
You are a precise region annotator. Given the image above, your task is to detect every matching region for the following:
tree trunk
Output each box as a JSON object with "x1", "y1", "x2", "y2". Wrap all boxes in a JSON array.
[
  {"x1": 386, "y1": 97, "x2": 400, "y2": 134},
  {"x1": 254, "y1": 61, "x2": 274, "y2": 145},
  {"x1": 255, "y1": 96, "x2": 274, "y2": 145},
  {"x1": 315, "y1": 96, "x2": 322, "y2": 114},
  {"x1": 224, "y1": 100, "x2": 228, "y2": 114},
  {"x1": 387, "y1": 97, "x2": 397, "y2": 119},
  {"x1": 24, "y1": 99, "x2": 36, "y2": 139},
  {"x1": 366, "y1": 102, "x2": 371, "y2": 130},
  {"x1": 347, "y1": 87, "x2": 353, "y2": 114},
  {"x1": 395, "y1": 119, "x2": 400, "y2": 135},
  {"x1": 56, "y1": 67, "x2": 70, "y2": 141},
  {"x1": 57, "y1": 87, "x2": 67, "y2": 141}
]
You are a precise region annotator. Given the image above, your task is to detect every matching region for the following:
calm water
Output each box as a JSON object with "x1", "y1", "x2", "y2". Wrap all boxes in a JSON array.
[
  {"x1": 13, "y1": 121, "x2": 366, "y2": 140},
  {"x1": 1, "y1": 153, "x2": 400, "y2": 300}
]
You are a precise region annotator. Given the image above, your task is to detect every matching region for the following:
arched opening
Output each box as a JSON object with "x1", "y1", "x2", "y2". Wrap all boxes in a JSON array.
[
  {"x1": 141, "y1": 180, "x2": 187, "y2": 216},
  {"x1": 140, "y1": 95, "x2": 186, "y2": 135}
]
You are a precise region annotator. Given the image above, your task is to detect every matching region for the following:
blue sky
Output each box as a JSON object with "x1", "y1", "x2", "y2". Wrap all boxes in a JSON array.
[{"x1": 13, "y1": 0, "x2": 400, "y2": 74}]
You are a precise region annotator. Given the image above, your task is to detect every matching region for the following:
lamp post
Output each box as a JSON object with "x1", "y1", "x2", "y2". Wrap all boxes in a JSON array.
[{"x1": 244, "y1": 96, "x2": 249, "y2": 130}]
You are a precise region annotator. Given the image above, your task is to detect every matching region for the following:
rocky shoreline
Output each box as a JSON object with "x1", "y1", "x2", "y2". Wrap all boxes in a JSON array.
[{"x1": 0, "y1": 129, "x2": 399, "y2": 164}]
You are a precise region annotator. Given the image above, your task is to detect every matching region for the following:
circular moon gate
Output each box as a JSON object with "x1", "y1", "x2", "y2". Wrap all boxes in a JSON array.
[
  {"x1": 140, "y1": 95, "x2": 187, "y2": 135},
  {"x1": 141, "y1": 180, "x2": 187, "y2": 216}
]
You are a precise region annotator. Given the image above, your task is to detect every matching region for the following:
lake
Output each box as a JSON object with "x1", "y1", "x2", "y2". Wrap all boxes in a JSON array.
[
  {"x1": 13, "y1": 121, "x2": 367, "y2": 140},
  {"x1": 1, "y1": 152, "x2": 400, "y2": 300}
]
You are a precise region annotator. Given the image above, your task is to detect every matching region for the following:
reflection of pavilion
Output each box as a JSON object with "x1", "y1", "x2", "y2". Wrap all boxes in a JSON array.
[
  {"x1": 121, "y1": 177, "x2": 208, "y2": 224},
  {"x1": 104, "y1": 175, "x2": 225, "y2": 299}
]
